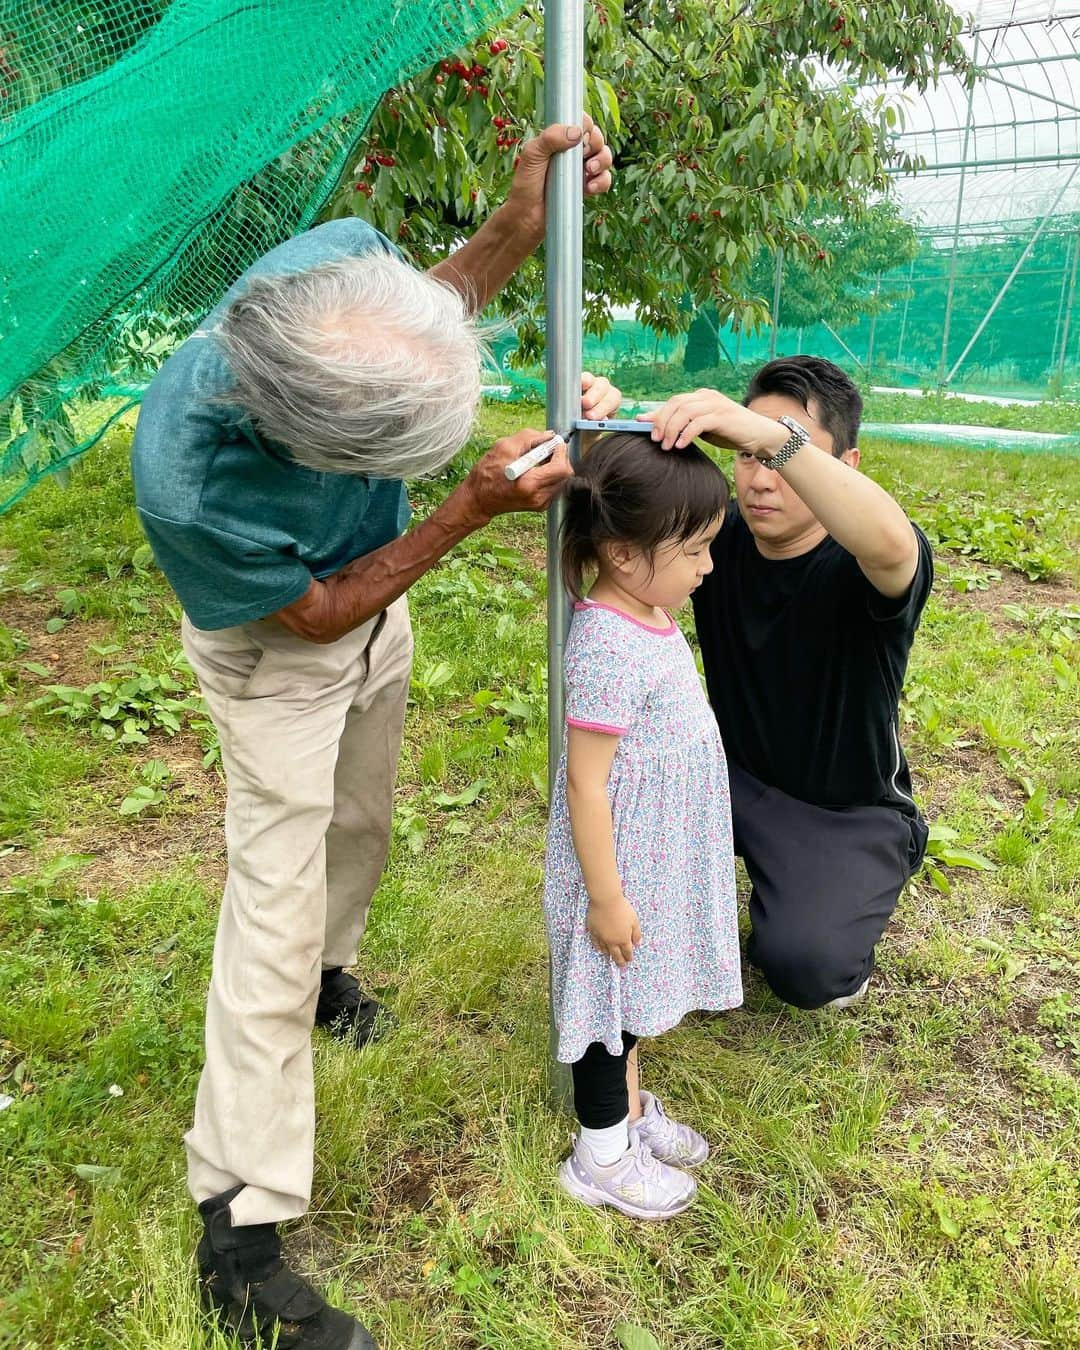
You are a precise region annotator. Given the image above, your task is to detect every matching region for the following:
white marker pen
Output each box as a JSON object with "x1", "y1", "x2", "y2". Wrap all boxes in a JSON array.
[{"x1": 504, "y1": 434, "x2": 565, "y2": 481}]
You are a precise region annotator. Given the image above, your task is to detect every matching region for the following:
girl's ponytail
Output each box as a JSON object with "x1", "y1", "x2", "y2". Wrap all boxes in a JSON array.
[{"x1": 560, "y1": 472, "x2": 600, "y2": 601}]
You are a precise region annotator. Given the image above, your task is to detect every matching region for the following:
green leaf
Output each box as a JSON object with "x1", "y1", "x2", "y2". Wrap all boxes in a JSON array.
[
  {"x1": 924, "y1": 862, "x2": 951, "y2": 894},
  {"x1": 432, "y1": 778, "x2": 488, "y2": 808},
  {"x1": 45, "y1": 617, "x2": 66, "y2": 634},
  {"x1": 73, "y1": 1164, "x2": 121, "y2": 1187},
  {"x1": 933, "y1": 1199, "x2": 960, "y2": 1240},
  {"x1": 615, "y1": 1327, "x2": 662, "y2": 1350},
  {"x1": 934, "y1": 845, "x2": 997, "y2": 872}
]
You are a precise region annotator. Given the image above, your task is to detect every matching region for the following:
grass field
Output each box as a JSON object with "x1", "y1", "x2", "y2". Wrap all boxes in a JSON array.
[{"x1": 0, "y1": 402, "x2": 1077, "y2": 1349}]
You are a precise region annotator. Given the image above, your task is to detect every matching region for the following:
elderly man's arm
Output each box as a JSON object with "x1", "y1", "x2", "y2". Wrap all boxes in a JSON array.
[
  {"x1": 272, "y1": 429, "x2": 570, "y2": 643},
  {"x1": 641, "y1": 390, "x2": 919, "y2": 599},
  {"x1": 428, "y1": 118, "x2": 613, "y2": 312}
]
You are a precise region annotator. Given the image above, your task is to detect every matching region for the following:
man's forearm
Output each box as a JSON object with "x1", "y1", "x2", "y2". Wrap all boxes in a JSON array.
[
  {"x1": 776, "y1": 442, "x2": 917, "y2": 573},
  {"x1": 279, "y1": 483, "x2": 490, "y2": 643},
  {"x1": 428, "y1": 204, "x2": 541, "y2": 312}
]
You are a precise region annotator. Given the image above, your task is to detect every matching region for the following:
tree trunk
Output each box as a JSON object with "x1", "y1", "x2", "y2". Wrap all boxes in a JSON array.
[{"x1": 683, "y1": 305, "x2": 719, "y2": 372}]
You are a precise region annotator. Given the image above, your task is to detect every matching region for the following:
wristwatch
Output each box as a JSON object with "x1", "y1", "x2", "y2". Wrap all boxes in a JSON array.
[{"x1": 760, "y1": 415, "x2": 810, "y2": 470}]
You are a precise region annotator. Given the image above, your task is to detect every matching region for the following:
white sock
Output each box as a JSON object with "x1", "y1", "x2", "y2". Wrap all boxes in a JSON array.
[{"x1": 579, "y1": 1117, "x2": 630, "y2": 1166}]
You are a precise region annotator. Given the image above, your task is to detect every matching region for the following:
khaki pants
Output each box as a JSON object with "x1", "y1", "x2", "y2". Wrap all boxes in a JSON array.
[{"x1": 181, "y1": 598, "x2": 412, "y2": 1225}]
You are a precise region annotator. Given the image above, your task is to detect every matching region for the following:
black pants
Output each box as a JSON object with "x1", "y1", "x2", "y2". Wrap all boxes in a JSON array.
[
  {"x1": 571, "y1": 1032, "x2": 638, "y2": 1128},
  {"x1": 730, "y1": 762, "x2": 928, "y2": 1010}
]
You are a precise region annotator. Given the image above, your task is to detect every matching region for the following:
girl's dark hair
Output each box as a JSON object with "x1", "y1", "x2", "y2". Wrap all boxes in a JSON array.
[{"x1": 560, "y1": 432, "x2": 730, "y2": 600}]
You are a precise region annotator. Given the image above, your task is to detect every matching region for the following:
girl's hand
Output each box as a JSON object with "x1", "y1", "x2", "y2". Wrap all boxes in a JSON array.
[{"x1": 586, "y1": 896, "x2": 642, "y2": 968}]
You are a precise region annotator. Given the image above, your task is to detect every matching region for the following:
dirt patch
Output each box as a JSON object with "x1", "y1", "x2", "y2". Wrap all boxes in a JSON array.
[
  {"x1": 916, "y1": 742, "x2": 1027, "y2": 815},
  {"x1": 935, "y1": 555, "x2": 1080, "y2": 626},
  {"x1": 1, "y1": 588, "x2": 120, "y2": 689}
]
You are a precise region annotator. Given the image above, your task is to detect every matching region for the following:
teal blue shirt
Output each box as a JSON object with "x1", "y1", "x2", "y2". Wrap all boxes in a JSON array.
[{"x1": 131, "y1": 220, "x2": 411, "y2": 630}]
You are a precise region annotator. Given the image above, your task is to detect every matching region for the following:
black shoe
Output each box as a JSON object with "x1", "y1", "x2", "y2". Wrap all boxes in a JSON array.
[
  {"x1": 197, "y1": 1188, "x2": 377, "y2": 1349},
  {"x1": 315, "y1": 968, "x2": 396, "y2": 1048}
]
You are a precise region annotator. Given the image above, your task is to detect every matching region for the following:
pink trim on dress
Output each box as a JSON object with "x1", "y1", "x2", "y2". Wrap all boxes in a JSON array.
[
  {"x1": 567, "y1": 716, "x2": 628, "y2": 736},
  {"x1": 574, "y1": 599, "x2": 677, "y2": 636}
]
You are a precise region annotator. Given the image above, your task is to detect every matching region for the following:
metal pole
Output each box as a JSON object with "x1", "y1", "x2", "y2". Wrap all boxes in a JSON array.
[
  {"x1": 896, "y1": 256, "x2": 916, "y2": 366},
  {"x1": 947, "y1": 164, "x2": 1080, "y2": 385},
  {"x1": 544, "y1": 0, "x2": 583, "y2": 792},
  {"x1": 1057, "y1": 232, "x2": 1080, "y2": 390},
  {"x1": 939, "y1": 34, "x2": 979, "y2": 385},
  {"x1": 544, "y1": 0, "x2": 583, "y2": 1108},
  {"x1": 1051, "y1": 235, "x2": 1072, "y2": 374},
  {"x1": 769, "y1": 250, "x2": 783, "y2": 359},
  {"x1": 820, "y1": 319, "x2": 866, "y2": 369},
  {"x1": 866, "y1": 273, "x2": 881, "y2": 371}
]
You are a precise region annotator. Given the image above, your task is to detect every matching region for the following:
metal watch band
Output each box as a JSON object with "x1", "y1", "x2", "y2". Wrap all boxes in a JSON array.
[{"x1": 766, "y1": 415, "x2": 811, "y2": 470}]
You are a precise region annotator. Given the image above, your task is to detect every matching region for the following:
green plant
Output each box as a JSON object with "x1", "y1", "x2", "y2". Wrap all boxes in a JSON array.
[
  {"x1": 919, "y1": 822, "x2": 998, "y2": 894},
  {"x1": 118, "y1": 759, "x2": 172, "y2": 817},
  {"x1": 916, "y1": 491, "x2": 1065, "y2": 580},
  {"x1": 948, "y1": 566, "x2": 1002, "y2": 593},
  {"x1": 25, "y1": 660, "x2": 218, "y2": 763}
]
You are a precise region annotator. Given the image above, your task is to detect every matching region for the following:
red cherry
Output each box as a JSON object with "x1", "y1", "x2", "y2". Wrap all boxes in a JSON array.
[
  {"x1": 688, "y1": 211, "x2": 700, "y2": 222},
  {"x1": 434, "y1": 73, "x2": 444, "y2": 84},
  {"x1": 489, "y1": 39, "x2": 508, "y2": 55},
  {"x1": 471, "y1": 63, "x2": 485, "y2": 78},
  {"x1": 477, "y1": 84, "x2": 489, "y2": 97},
  {"x1": 470, "y1": 188, "x2": 478, "y2": 201},
  {"x1": 440, "y1": 60, "x2": 451, "y2": 72}
]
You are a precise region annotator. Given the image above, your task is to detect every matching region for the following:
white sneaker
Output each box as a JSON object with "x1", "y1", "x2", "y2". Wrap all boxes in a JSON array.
[
  {"x1": 826, "y1": 975, "x2": 871, "y2": 1010},
  {"x1": 558, "y1": 1134, "x2": 697, "y2": 1220},
  {"x1": 631, "y1": 1092, "x2": 709, "y2": 1168}
]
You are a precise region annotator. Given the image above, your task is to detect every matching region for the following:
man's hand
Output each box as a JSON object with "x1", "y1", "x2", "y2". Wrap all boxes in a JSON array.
[
  {"x1": 460, "y1": 428, "x2": 572, "y2": 525},
  {"x1": 638, "y1": 389, "x2": 788, "y2": 457},
  {"x1": 580, "y1": 370, "x2": 621, "y2": 420},
  {"x1": 504, "y1": 115, "x2": 614, "y2": 244},
  {"x1": 586, "y1": 894, "x2": 642, "y2": 968}
]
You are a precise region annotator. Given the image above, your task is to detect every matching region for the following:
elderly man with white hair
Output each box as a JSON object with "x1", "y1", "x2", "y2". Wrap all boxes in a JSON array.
[{"x1": 131, "y1": 120, "x2": 616, "y2": 1350}]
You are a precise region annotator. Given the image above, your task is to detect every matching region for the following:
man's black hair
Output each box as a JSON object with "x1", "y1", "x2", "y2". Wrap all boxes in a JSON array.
[{"x1": 744, "y1": 355, "x2": 862, "y2": 456}]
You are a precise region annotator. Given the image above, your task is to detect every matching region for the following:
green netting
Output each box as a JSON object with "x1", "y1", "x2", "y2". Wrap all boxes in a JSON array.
[{"x1": 0, "y1": 0, "x2": 518, "y2": 512}]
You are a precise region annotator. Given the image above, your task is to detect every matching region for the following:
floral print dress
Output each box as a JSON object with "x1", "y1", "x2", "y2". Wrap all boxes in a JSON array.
[{"x1": 544, "y1": 601, "x2": 743, "y2": 1063}]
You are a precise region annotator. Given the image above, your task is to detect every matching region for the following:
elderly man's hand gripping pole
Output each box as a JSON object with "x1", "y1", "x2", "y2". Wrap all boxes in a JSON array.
[{"x1": 428, "y1": 116, "x2": 614, "y2": 312}]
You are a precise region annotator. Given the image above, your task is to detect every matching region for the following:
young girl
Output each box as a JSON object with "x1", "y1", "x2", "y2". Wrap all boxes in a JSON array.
[{"x1": 545, "y1": 432, "x2": 743, "y2": 1220}]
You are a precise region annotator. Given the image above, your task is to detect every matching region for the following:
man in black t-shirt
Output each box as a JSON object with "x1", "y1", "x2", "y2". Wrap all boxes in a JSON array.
[{"x1": 641, "y1": 357, "x2": 931, "y2": 1009}]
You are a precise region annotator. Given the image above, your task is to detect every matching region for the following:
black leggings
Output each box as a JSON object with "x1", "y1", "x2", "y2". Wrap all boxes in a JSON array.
[{"x1": 571, "y1": 1032, "x2": 638, "y2": 1128}]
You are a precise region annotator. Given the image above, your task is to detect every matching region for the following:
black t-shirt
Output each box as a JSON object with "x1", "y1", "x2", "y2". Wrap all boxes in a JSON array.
[{"x1": 692, "y1": 506, "x2": 933, "y2": 813}]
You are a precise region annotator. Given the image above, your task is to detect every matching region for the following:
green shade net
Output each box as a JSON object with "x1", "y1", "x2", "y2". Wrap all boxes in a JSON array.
[{"x1": 0, "y1": 0, "x2": 518, "y2": 512}]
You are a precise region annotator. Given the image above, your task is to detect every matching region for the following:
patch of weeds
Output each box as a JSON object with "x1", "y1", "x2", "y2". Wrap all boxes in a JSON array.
[
  {"x1": 26, "y1": 655, "x2": 219, "y2": 766},
  {"x1": 947, "y1": 565, "x2": 1002, "y2": 594},
  {"x1": 1037, "y1": 992, "x2": 1079, "y2": 1061},
  {"x1": 901, "y1": 670, "x2": 959, "y2": 750},
  {"x1": 1003, "y1": 1034, "x2": 1080, "y2": 1117},
  {"x1": 0, "y1": 622, "x2": 29, "y2": 662},
  {"x1": 917, "y1": 490, "x2": 1066, "y2": 579},
  {"x1": 119, "y1": 760, "x2": 173, "y2": 818}
]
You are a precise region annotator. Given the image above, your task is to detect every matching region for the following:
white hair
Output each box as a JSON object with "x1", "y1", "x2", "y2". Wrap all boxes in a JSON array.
[{"x1": 216, "y1": 252, "x2": 488, "y2": 478}]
